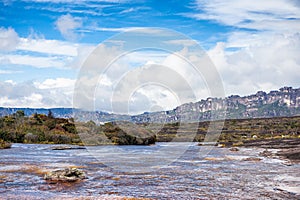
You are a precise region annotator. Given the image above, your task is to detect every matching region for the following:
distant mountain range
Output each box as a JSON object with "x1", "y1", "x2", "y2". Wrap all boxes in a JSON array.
[{"x1": 1, "y1": 86, "x2": 299, "y2": 123}]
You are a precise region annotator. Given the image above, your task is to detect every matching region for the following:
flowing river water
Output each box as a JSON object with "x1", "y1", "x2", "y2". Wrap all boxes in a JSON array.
[{"x1": 0, "y1": 143, "x2": 299, "y2": 199}]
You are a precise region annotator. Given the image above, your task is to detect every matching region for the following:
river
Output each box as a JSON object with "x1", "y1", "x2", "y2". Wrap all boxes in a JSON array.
[{"x1": 0, "y1": 143, "x2": 299, "y2": 199}]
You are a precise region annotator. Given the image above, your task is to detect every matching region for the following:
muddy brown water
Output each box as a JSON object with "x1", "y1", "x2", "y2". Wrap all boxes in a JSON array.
[{"x1": 0, "y1": 143, "x2": 299, "y2": 199}]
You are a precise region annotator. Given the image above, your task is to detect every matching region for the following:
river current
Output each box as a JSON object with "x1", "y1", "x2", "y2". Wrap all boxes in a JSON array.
[{"x1": 0, "y1": 143, "x2": 299, "y2": 199}]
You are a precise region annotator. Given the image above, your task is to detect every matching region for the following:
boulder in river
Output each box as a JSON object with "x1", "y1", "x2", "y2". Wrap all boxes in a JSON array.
[
  {"x1": 44, "y1": 168, "x2": 87, "y2": 183},
  {"x1": 229, "y1": 147, "x2": 239, "y2": 152}
]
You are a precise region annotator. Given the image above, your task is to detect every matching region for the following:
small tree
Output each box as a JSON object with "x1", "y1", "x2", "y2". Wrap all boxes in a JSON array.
[
  {"x1": 47, "y1": 110, "x2": 54, "y2": 118},
  {"x1": 16, "y1": 110, "x2": 25, "y2": 118}
]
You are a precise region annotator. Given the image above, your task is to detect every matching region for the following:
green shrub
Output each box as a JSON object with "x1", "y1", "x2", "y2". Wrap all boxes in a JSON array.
[
  {"x1": 62, "y1": 123, "x2": 77, "y2": 134},
  {"x1": 0, "y1": 139, "x2": 11, "y2": 149}
]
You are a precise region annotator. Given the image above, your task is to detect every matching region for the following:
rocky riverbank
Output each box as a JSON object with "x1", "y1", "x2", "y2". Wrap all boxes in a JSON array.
[{"x1": 242, "y1": 138, "x2": 300, "y2": 162}]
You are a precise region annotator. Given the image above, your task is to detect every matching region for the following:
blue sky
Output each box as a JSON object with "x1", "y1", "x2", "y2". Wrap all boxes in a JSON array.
[
  {"x1": 0, "y1": 0, "x2": 300, "y2": 112},
  {"x1": 0, "y1": 0, "x2": 231, "y2": 45}
]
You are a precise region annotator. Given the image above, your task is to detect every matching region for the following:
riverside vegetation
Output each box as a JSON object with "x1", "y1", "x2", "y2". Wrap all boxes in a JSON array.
[
  {"x1": 0, "y1": 110, "x2": 299, "y2": 150},
  {"x1": 0, "y1": 110, "x2": 156, "y2": 147},
  {"x1": 0, "y1": 110, "x2": 80, "y2": 146}
]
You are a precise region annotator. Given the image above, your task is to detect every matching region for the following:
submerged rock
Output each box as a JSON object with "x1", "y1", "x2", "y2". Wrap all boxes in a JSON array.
[
  {"x1": 44, "y1": 168, "x2": 87, "y2": 182},
  {"x1": 51, "y1": 145, "x2": 86, "y2": 150},
  {"x1": 259, "y1": 149, "x2": 274, "y2": 157},
  {"x1": 217, "y1": 143, "x2": 225, "y2": 148},
  {"x1": 242, "y1": 157, "x2": 262, "y2": 162},
  {"x1": 229, "y1": 147, "x2": 239, "y2": 152},
  {"x1": 198, "y1": 142, "x2": 218, "y2": 146}
]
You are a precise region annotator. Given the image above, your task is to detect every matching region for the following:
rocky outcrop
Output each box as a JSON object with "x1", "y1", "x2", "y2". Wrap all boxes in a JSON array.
[
  {"x1": 44, "y1": 168, "x2": 87, "y2": 183},
  {"x1": 242, "y1": 138, "x2": 300, "y2": 149},
  {"x1": 243, "y1": 138, "x2": 300, "y2": 162},
  {"x1": 277, "y1": 148, "x2": 300, "y2": 161},
  {"x1": 131, "y1": 87, "x2": 300, "y2": 123}
]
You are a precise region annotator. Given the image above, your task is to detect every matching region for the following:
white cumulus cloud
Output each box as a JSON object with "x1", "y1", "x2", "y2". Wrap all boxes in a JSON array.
[
  {"x1": 0, "y1": 26, "x2": 95, "y2": 69},
  {"x1": 0, "y1": 27, "x2": 19, "y2": 51},
  {"x1": 18, "y1": 38, "x2": 79, "y2": 56},
  {"x1": 55, "y1": 14, "x2": 82, "y2": 40},
  {"x1": 187, "y1": 0, "x2": 300, "y2": 96},
  {"x1": 192, "y1": 0, "x2": 300, "y2": 32},
  {"x1": 0, "y1": 78, "x2": 75, "y2": 108},
  {"x1": 208, "y1": 32, "x2": 300, "y2": 96}
]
